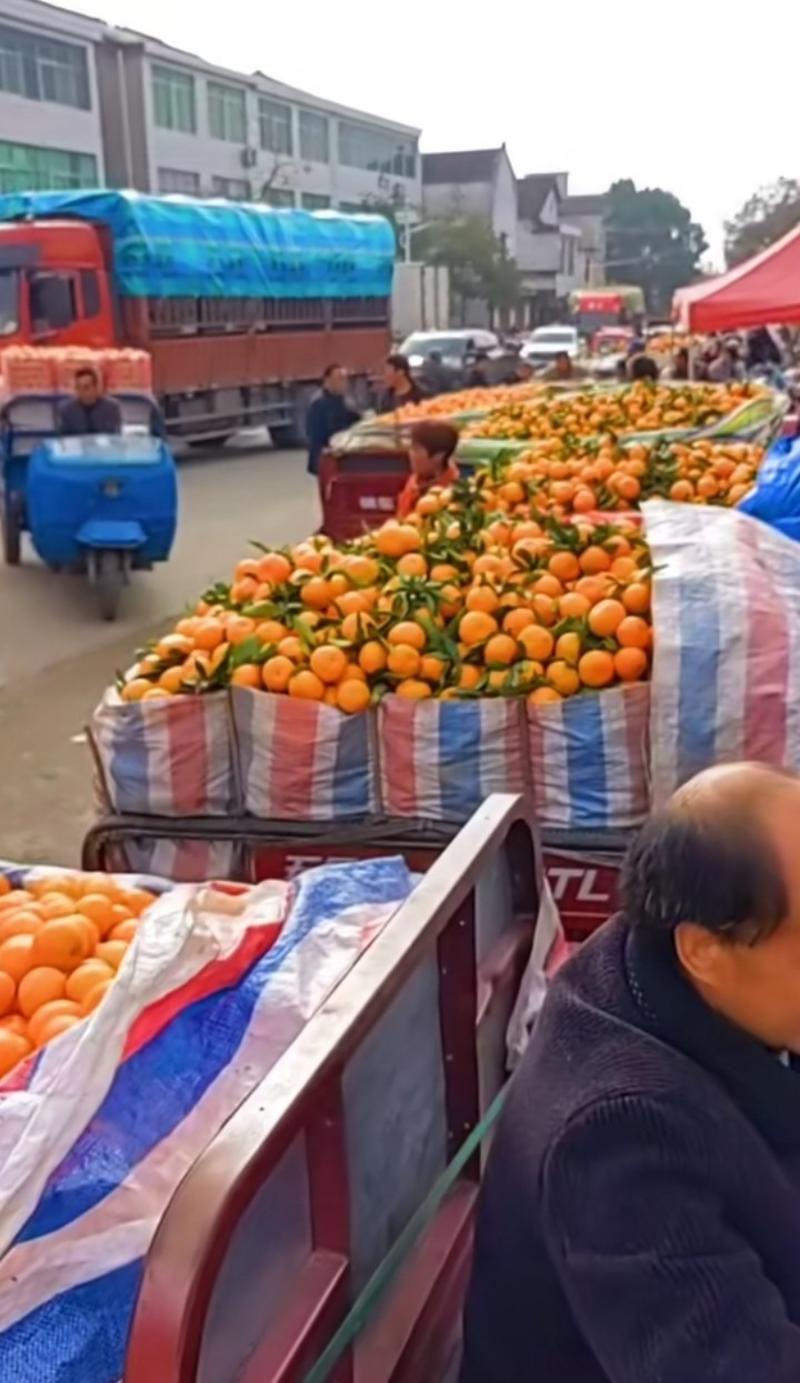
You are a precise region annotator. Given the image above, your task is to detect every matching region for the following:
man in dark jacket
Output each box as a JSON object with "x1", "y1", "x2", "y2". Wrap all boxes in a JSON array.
[
  {"x1": 305, "y1": 364, "x2": 360, "y2": 477},
  {"x1": 462, "y1": 761, "x2": 800, "y2": 1383},
  {"x1": 58, "y1": 366, "x2": 122, "y2": 436}
]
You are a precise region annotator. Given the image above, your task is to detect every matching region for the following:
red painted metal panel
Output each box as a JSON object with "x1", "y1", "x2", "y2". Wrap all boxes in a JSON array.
[
  {"x1": 252, "y1": 843, "x2": 440, "y2": 883},
  {"x1": 437, "y1": 897, "x2": 480, "y2": 1172},
  {"x1": 542, "y1": 847, "x2": 623, "y2": 939},
  {"x1": 124, "y1": 796, "x2": 539, "y2": 1383},
  {"x1": 148, "y1": 327, "x2": 389, "y2": 396},
  {"x1": 354, "y1": 1181, "x2": 477, "y2": 1383},
  {"x1": 238, "y1": 1252, "x2": 350, "y2": 1383},
  {"x1": 319, "y1": 447, "x2": 409, "y2": 541}
]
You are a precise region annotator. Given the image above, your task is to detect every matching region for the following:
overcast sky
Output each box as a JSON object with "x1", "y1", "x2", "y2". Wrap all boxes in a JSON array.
[{"x1": 61, "y1": 0, "x2": 798, "y2": 265}]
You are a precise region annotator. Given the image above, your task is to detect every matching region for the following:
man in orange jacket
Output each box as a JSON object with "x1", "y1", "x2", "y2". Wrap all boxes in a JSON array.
[{"x1": 396, "y1": 420, "x2": 459, "y2": 519}]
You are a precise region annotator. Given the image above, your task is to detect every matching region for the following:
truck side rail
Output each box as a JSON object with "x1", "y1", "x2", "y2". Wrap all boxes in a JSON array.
[{"x1": 124, "y1": 792, "x2": 540, "y2": 1383}]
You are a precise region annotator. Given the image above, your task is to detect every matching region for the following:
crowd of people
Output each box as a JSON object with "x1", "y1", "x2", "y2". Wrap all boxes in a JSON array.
[{"x1": 304, "y1": 326, "x2": 800, "y2": 481}]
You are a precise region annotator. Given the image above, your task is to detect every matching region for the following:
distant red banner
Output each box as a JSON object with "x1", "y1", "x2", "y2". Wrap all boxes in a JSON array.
[{"x1": 575, "y1": 294, "x2": 623, "y2": 313}]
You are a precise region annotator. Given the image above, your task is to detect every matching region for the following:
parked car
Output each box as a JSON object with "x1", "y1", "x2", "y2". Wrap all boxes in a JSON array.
[
  {"x1": 399, "y1": 329, "x2": 518, "y2": 387},
  {"x1": 521, "y1": 325, "x2": 580, "y2": 365}
]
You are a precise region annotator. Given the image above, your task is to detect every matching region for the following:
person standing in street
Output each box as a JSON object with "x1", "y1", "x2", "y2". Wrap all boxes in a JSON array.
[
  {"x1": 305, "y1": 364, "x2": 360, "y2": 479},
  {"x1": 379, "y1": 353, "x2": 423, "y2": 412},
  {"x1": 58, "y1": 366, "x2": 122, "y2": 436},
  {"x1": 419, "y1": 349, "x2": 452, "y2": 398},
  {"x1": 462, "y1": 761, "x2": 800, "y2": 1383},
  {"x1": 542, "y1": 350, "x2": 589, "y2": 383}
]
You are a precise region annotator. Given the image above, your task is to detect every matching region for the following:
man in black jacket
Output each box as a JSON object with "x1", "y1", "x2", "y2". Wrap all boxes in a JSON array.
[
  {"x1": 462, "y1": 761, "x2": 800, "y2": 1383},
  {"x1": 305, "y1": 363, "x2": 360, "y2": 478},
  {"x1": 58, "y1": 366, "x2": 122, "y2": 436}
]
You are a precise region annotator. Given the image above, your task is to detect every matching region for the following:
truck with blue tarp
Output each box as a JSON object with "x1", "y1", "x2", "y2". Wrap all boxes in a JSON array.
[{"x1": 0, "y1": 190, "x2": 395, "y2": 445}]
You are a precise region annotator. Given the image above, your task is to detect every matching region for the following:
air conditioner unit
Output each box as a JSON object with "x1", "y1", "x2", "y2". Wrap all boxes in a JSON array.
[{"x1": 240, "y1": 147, "x2": 258, "y2": 169}]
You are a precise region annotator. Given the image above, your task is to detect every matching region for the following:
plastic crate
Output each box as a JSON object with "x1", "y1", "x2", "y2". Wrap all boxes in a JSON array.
[
  {"x1": 103, "y1": 350, "x2": 153, "y2": 392},
  {"x1": 1, "y1": 351, "x2": 56, "y2": 392}
]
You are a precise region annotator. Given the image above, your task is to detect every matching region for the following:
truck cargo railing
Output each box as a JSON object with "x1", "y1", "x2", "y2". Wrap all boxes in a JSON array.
[
  {"x1": 123, "y1": 793, "x2": 540, "y2": 1383},
  {"x1": 143, "y1": 295, "x2": 390, "y2": 340}
]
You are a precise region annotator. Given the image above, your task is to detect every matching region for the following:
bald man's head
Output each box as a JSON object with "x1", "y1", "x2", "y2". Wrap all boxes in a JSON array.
[
  {"x1": 622, "y1": 763, "x2": 800, "y2": 1051},
  {"x1": 622, "y1": 762, "x2": 798, "y2": 943}
]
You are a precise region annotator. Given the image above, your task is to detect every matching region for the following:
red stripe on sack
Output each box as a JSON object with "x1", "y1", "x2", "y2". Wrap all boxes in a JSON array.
[
  {"x1": 381, "y1": 699, "x2": 417, "y2": 815},
  {"x1": 122, "y1": 914, "x2": 284, "y2": 1060},
  {"x1": 525, "y1": 704, "x2": 547, "y2": 819},
  {"x1": 267, "y1": 696, "x2": 319, "y2": 817},
  {"x1": 0, "y1": 1049, "x2": 39, "y2": 1095},
  {"x1": 738, "y1": 521, "x2": 789, "y2": 764},
  {"x1": 165, "y1": 698, "x2": 210, "y2": 815},
  {"x1": 622, "y1": 684, "x2": 650, "y2": 816},
  {"x1": 504, "y1": 701, "x2": 526, "y2": 793}
]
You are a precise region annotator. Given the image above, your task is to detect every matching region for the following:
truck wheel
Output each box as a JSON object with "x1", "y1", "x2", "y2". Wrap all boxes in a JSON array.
[
  {"x1": 2, "y1": 492, "x2": 22, "y2": 566},
  {"x1": 90, "y1": 550, "x2": 127, "y2": 622}
]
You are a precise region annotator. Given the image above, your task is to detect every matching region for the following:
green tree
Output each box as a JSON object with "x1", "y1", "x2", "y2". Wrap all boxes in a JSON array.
[
  {"x1": 415, "y1": 215, "x2": 521, "y2": 323},
  {"x1": 724, "y1": 179, "x2": 800, "y2": 266},
  {"x1": 604, "y1": 180, "x2": 707, "y2": 314}
]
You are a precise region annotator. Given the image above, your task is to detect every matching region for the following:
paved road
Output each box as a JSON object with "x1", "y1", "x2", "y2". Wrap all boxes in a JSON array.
[{"x1": 0, "y1": 438, "x2": 319, "y2": 867}]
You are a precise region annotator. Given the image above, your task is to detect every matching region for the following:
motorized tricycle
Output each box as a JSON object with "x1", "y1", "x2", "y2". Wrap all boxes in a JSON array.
[{"x1": 0, "y1": 391, "x2": 177, "y2": 620}]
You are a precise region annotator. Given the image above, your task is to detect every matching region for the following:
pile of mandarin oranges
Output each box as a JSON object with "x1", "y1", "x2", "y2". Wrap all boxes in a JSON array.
[{"x1": 0, "y1": 872, "x2": 154, "y2": 1078}]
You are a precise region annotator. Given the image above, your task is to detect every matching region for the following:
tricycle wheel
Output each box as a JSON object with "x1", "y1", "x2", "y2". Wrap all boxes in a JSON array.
[
  {"x1": 89, "y1": 549, "x2": 128, "y2": 621},
  {"x1": 2, "y1": 491, "x2": 22, "y2": 566}
]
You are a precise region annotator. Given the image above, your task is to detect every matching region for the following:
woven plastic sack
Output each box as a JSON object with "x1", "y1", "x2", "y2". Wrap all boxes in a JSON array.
[
  {"x1": 645, "y1": 499, "x2": 800, "y2": 803},
  {"x1": 232, "y1": 685, "x2": 377, "y2": 819},
  {"x1": 90, "y1": 688, "x2": 237, "y2": 816},
  {"x1": 526, "y1": 683, "x2": 650, "y2": 830},
  {"x1": 0, "y1": 856, "x2": 413, "y2": 1383},
  {"x1": 377, "y1": 696, "x2": 528, "y2": 820}
]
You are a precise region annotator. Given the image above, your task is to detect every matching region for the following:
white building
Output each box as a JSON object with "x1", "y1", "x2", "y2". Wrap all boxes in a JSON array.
[
  {"x1": 0, "y1": 0, "x2": 421, "y2": 212},
  {"x1": 561, "y1": 193, "x2": 608, "y2": 287},
  {"x1": 422, "y1": 146, "x2": 518, "y2": 257},
  {"x1": 516, "y1": 172, "x2": 582, "y2": 326}
]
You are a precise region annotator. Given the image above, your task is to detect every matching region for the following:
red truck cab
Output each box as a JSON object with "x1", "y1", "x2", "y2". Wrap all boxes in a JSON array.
[
  {"x1": 0, "y1": 219, "x2": 115, "y2": 350},
  {"x1": 0, "y1": 210, "x2": 390, "y2": 444}
]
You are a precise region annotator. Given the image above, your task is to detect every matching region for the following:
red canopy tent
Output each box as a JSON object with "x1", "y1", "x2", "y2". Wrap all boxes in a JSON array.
[{"x1": 674, "y1": 220, "x2": 800, "y2": 332}]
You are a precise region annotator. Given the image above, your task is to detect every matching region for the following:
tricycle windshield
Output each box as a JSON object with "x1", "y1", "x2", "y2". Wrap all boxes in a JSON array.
[
  {"x1": 0, "y1": 269, "x2": 19, "y2": 336},
  {"x1": 47, "y1": 435, "x2": 163, "y2": 465}
]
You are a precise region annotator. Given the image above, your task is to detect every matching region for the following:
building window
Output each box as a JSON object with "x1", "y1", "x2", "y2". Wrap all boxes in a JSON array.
[
  {"x1": 211, "y1": 175, "x2": 250, "y2": 200},
  {"x1": 301, "y1": 192, "x2": 330, "y2": 210},
  {"x1": 258, "y1": 97, "x2": 292, "y2": 155},
  {"x1": 152, "y1": 63, "x2": 195, "y2": 133},
  {"x1": 157, "y1": 167, "x2": 200, "y2": 195},
  {"x1": 338, "y1": 200, "x2": 366, "y2": 214},
  {"x1": 299, "y1": 109, "x2": 328, "y2": 164},
  {"x1": 261, "y1": 187, "x2": 294, "y2": 208},
  {"x1": 208, "y1": 81, "x2": 246, "y2": 143},
  {"x1": 0, "y1": 140, "x2": 96, "y2": 192},
  {"x1": 338, "y1": 121, "x2": 416, "y2": 178},
  {"x1": 0, "y1": 23, "x2": 89, "y2": 109}
]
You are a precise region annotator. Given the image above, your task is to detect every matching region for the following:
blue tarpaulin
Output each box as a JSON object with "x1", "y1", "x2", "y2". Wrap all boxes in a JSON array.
[
  {"x1": 0, "y1": 190, "x2": 396, "y2": 300},
  {"x1": 739, "y1": 433, "x2": 800, "y2": 542}
]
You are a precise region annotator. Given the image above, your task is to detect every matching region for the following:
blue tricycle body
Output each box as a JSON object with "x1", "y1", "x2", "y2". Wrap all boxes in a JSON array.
[{"x1": 1, "y1": 391, "x2": 178, "y2": 618}]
